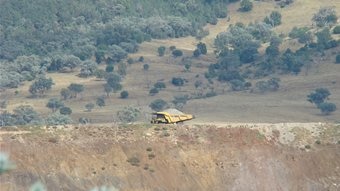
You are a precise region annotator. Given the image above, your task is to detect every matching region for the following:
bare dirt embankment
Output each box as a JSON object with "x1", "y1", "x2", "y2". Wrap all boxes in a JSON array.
[{"x1": 1, "y1": 123, "x2": 339, "y2": 191}]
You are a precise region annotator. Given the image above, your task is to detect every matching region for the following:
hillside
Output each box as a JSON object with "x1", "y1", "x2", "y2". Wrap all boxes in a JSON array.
[
  {"x1": 1, "y1": 0, "x2": 340, "y2": 125},
  {"x1": 1, "y1": 123, "x2": 340, "y2": 190}
]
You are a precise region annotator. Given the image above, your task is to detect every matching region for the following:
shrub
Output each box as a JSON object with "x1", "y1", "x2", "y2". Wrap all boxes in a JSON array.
[
  {"x1": 239, "y1": 0, "x2": 253, "y2": 12},
  {"x1": 307, "y1": 88, "x2": 330, "y2": 105},
  {"x1": 317, "y1": 102, "x2": 336, "y2": 115},
  {"x1": 149, "y1": 88, "x2": 159, "y2": 96},
  {"x1": 171, "y1": 77, "x2": 185, "y2": 86},
  {"x1": 172, "y1": 49, "x2": 183, "y2": 57},
  {"x1": 120, "y1": 91, "x2": 129, "y2": 99},
  {"x1": 46, "y1": 98, "x2": 64, "y2": 112},
  {"x1": 96, "y1": 97, "x2": 105, "y2": 107},
  {"x1": 264, "y1": 11, "x2": 282, "y2": 27},
  {"x1": 154, "y1": 82, "x2": 166, "y2": 89},
  {"x1": 59, "y1": 107, "x2": 72, "y2": 115},
  {"x1": 46, "y1": 113, "x2": 73, "y2": 125},
  {"x1": 333, "y1": 26, "x2": 340, "y2": 34},
  {"x1": 312, "y1": 7, "x2": 338, "y2": 27},
  {"x1": 85, "y1": 103, "x2": 95, "y2": 112},
  {"x1": 117, "y1": 106, "x2": 140, "y2": 123},
  {"x1": 143, "y1": 64, "x2": 149, "y2": 71},
  {"x1": 336, "y1": 54, "x2": 340, "y2": 64},
  {"x1": 149, "y1": 99, "x2": 167, "y2": 111},
  {"x1": 158, "y1": 46, "x2": 166, "y2": 56}
]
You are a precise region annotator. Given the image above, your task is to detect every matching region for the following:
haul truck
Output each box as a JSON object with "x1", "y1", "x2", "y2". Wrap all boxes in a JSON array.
[{"x1": 151, "y1": 109, "x2": 194, "y2": 124}]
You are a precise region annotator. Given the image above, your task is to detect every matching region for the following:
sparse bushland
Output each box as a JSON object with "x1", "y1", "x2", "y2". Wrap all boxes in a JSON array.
[
  {"x1": 46, "y1": 113, "x2": 73, "y2": 125},
  {"x1": 0, "y1": 105, "x2": 43, "y2": 126},
  {"x1": 264, "y1": 11, "x2": 282, "y2": 27},
  {"x1": 289, "y1": 27, "x2": 313, "y2": 44}
]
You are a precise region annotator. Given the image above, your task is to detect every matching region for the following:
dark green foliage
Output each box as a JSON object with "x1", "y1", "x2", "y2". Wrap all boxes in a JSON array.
[
  {"x1": 127, "y1": 58, "x2": 134, "y2": 65},
  {"x1": 149, "y1": 99, "x2": 168, "y2": 111},
  {"x1": 289, "y1": 27, "x2": 312, "y2": 44},
  {"x1": 307, "y1": 88, "x2": 330, "y2": 105},
  {"x1": 120, "y1": 91, "x2": 129, "y2": 99},
  {"x1": 79, "y1": 61, "x2": 97, "y2": 78},
  {"x1": 255, "y1": 78, "x2": 280, "y2": 93},
  {"x1": 264, "y1": 11, "x2": 282, "y2": 27},
  {"x1": 94, "y1": 69, "x2": 107, "y2": 80},
  {"x1": 229, "y1": 79, "x2": 249, "y2": 91},
  {"x1": 103, "y1": 84, "x2": 113, "y2": 97},
  {"x1": 60, "y1": 88, "x2": 72, "y2": 100},
  {"x1": 336, "y1": 54, "x2": 340, "y2": 64},
  {"x1": 105, "y1": 64, "x2": 114, "y2": 73},
  {"x1": 68, "y1": 83, "x2": 84, "y2": 98},
  {"x1": 239, "y1": 0, "x2": 253, "y2": 12},
  {"x1": 316, "y1": 28, "x2": 334, "y2": 50},
  {"x1": 172, "y1": 95, "x2": 189, "y2": 109},
  {"x1": 143, "y1": 64, "x2": 150, "y2": 71},
  {"x1": 172, "y1": 49, "x2": 183, "y2": 57},
  {"x1": 158, "y1": 46, "x2": 166, "y2": 57},
  {"x1": 149, "y1": 88, "x2": 159, "y2": 96},
  {"x1": 85, "y1": 103, "x2": 95, "y2": 112},
  {"x1": 193, "y1": 42, "x2": 207, "y2": 57},
  {"x1": 108, "y1": 45, "x2": 128, "y2": 64},
  {"x1": 317, "y1": 102, "x2": 336, "y2": 115},
  {"x1": 117, "y1": 106, "x2": 140, "y2": 123},
  {"x1": 172, "y1": 77, "x2": 185, "y2": 86},
  {"x1": 46, "y1": 113, "x2": 72, "y2": 125},
  {"x1": 59, "y1": 107, "x2": 72, "y2": 115},
  {"x1": 279, "y1": 49, "x2": 304, "y2": 74},
  {"x1": 46, "y1": 98, "x2": 64, "y2": 112},
  {"x1": 312, "y1": 7, "x2": 338, "y2": 27},
  {"x1": 266, "y1": 45, "x2": 280, "y2": 58},
  {"x1": 12, "y1": 105, "x2": 43, "y2": 125},
  {"x1": 96, "y1": 97, "x2": 105, "y2": 107},
  {"x1": 154, "y1": 82, "x2": 166, "y2": 89},
  {"x1": 333, "y1": 26, "x2": 340, "y2": 34},
  {"x1": 29, "y1": 76, "x2": 54, "y2": 96},
  {"x1": 169, "y1": 46, "x2": 176, "y2": 51}
]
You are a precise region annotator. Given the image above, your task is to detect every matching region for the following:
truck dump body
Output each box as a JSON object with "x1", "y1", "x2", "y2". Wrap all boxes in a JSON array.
[{"x1": 151, "y1": 109, "x2": 194, "y2": 124}]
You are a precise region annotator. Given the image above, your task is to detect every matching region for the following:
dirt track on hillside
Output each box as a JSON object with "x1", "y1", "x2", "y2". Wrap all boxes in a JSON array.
[{"x1": 0, "y1": 123, "x2": 339, "y2": 191}]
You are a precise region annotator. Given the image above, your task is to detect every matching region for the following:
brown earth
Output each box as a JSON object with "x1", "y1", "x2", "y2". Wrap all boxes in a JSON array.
[{"x1": 1, "y1": 123, "x2": 339, "y2": 191}]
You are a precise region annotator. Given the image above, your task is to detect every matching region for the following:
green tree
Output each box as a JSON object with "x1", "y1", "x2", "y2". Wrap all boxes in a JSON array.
[
  {"x1": 143, "y1": 64, "x2": 149, "y2": 71},
  {"x1": 172, "y1": 77, "x2": 185, "y2": 86},
  {"x1": 46, "y1": 98, "x2": 64, "y2": 112},
  {"x1": 307, "y1": 88, "x2": 330, "y2": 105},
  {"x1": 85, "y1": 103, "x2": 95, "y2": 112},
  {"x1": 172, "y1": 49, "x2": 183, "y2": 57},
  {"x1": 317, "y1": 102, "x2": 336, "y2": 115},
  {"x1": 60, "y1": 88, "x2": 72, "y2": 100},
  {"x1": 312, "y1": 7, "x2": 338, "y2": 27},
  {"x1": 149, "y1": 99, "x2": 168, "y2": 111},
  {"x1": 239, "y1": 0, "x2": 253, "y2": 12},
  {"x1": 29, "y1": 76, "x2": 54, "y2": 96},
  {"x1": 120, "y1": 91, "x2": 129, "y2": 99},
  {"x1": 158, "y1": 46, "x2": 166, "y2": 56},
  {"x1": 79, "y1": 61, "x2": 97, "y2": 78},
  {"x1": 59, "y1": 107, "x2": 72, "y2": 115},
  {"x1": 289, "y1": 27, "x2": 312, "y2": 44},
  {"x1": 96, "y1": 97, "x2": 105, "y2": 107},
  {"x1": 13, "y1": 105, "x2": 42, "y2": 125},
  {"x1": 0, "y1": 152, "x2": 15, "y2": 175},
  {"x1": 149, "y1": 88, "x2": 159, "y2": 96},
  {"x1": 116, "y1": 106, "x2": 140, "y2": 123},
  {"x1": 264, "y1": 11, "x2": 282, "y2": 27},
  {"x1": 103, "y1": 84, "x2": 113, "y2": 97},
  {"x1": 333, "y1": 25, "x2": 340, "y2": 34},
  {"x1": 68, "y1": 83, "x2": 84, "y2": 98},
  {"x1": 154, "y1": 82, "x2": 166, "y2": 89},
  {"x1": 336, "y1": 54, "x2": 340, "y2": 64},
  {"x1": 46, "y1": 113, "x2": 73, "y2": 125}
]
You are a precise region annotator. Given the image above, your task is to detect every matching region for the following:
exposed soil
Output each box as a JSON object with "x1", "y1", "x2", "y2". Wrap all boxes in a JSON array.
[{"x1": 1, "y1": 123, "x2": 339, "y2": 191}]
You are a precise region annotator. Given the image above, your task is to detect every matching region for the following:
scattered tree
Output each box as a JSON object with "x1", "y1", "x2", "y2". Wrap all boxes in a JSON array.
[
  {"x1": 336, "y1": 54, "x2": 340, "y2": 64},
  {"x1": 264, "y1": 11, "x2": 282, "y2": 27},
  {"x1": 120, "y1": 91, "x2": 129, "y2": 99},
  {"x1": 96, "y1": 97, "x2": 106, "y2": 107},
  {"x1": 46, "y1": 113, "x2": 73, "y2": 125},
  {"x1": 143, "y1": 64, "x2": 149, "y2": 71},
  {"x1": 312, "y1": 7, "x2": 338, "y2": 27},
  {"x1": 149, "y1": 88, "x2": 159, "y2": 96},
  {"x1": 59, "y1": 107, "x2": 72, "y2": 115},
  {"x1": 68, "y1": 83, "x2": 84, "y2": 98},
  {"x1": 158, "y1": 46, "x2": 166, "y2": 56},
  {"x1": 172, "y1": 49, "x2": 183, "y2": 57},
  {"x1": 29, "y1": 76, "x2": 54, "y2": 97},
  {"x1": 85, "y1": 103, "x2": 95, "y2": 112},
  {"x1": 154, "y1": 82, "x2": 166, "y2": 89},
  {"x1": 13, "y1": 105, "x2": 42, "y2": 125},
  {"x1": 317, "y1": 102, "x2": 336, "y2": 115},
  {"x1": 333, "y1": 25, "x2": 340, "y2": 34},
  {"x1": 116, "y1": 106, "x2": 140, "y2": 123},
  {"x1": 172, "y1": 77, "x2": 185, "y2": 87},
  {"x1": 239, "y1": 0, "x2": 253, "y2": 12},
  {"x1": 149, "y1": 99, "x2": 168, "y2": 111},
  {"x1": 46, "y1": 98, "x2": 64, "y2": 112},
  {"x1": 307, "y1": 88, "x2": 330, "y2": 105}
]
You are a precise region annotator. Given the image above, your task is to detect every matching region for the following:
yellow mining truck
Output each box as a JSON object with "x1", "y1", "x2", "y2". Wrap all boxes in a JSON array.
[{"x1": 151, "y1": 109, "x2": 194, "y2": 124}]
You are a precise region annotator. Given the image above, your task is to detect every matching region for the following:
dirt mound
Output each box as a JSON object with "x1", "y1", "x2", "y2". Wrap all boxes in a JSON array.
[{"x1": 0, "y1": 123, "x2": 339, "y2": 191}]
